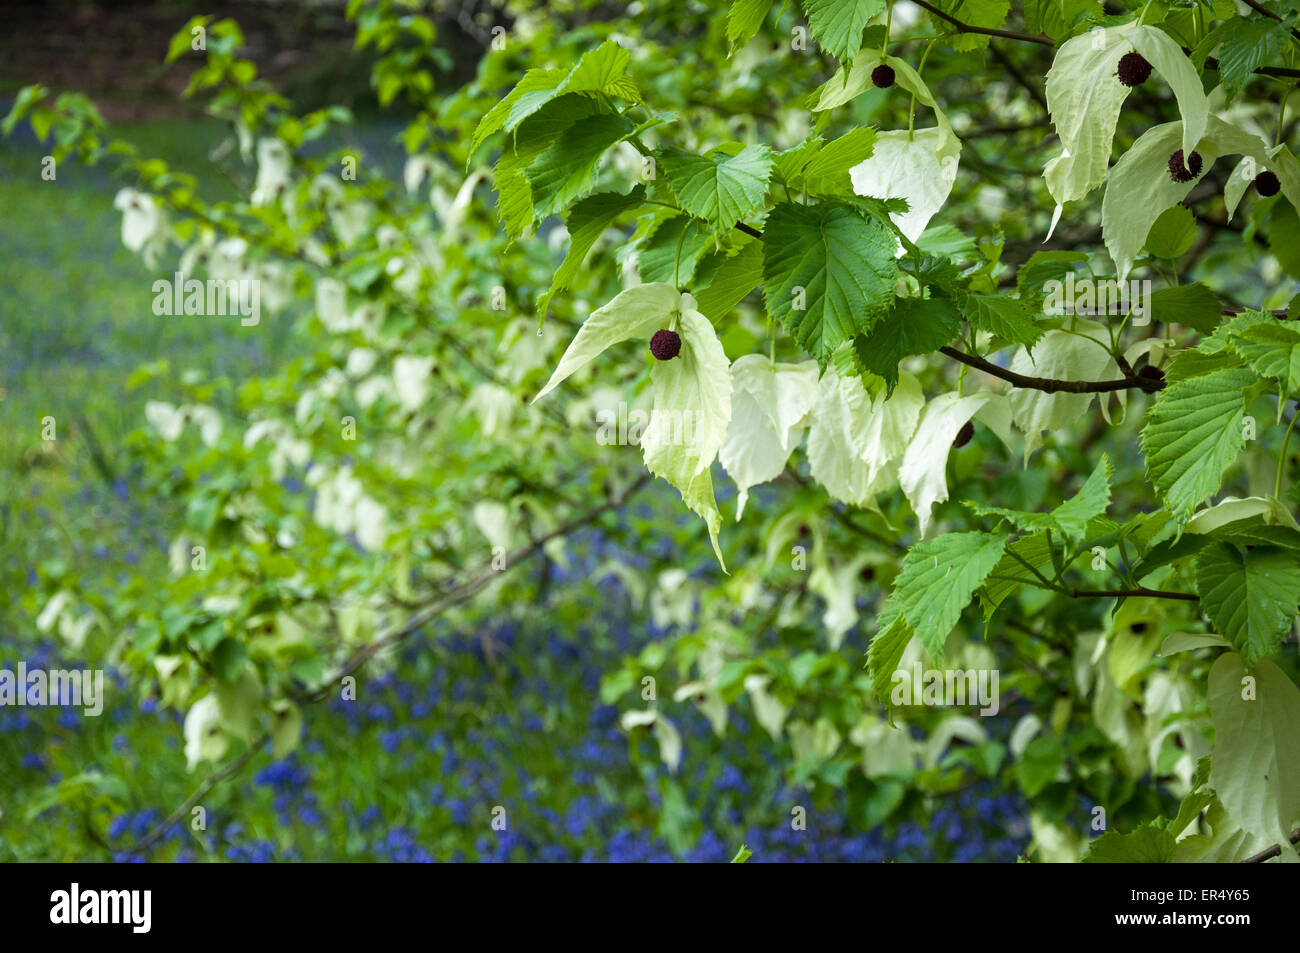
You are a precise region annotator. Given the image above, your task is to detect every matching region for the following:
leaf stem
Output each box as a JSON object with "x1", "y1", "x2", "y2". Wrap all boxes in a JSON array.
[{"x1": 1275, "y1": 402, "x2": 1298, "y2": 498}]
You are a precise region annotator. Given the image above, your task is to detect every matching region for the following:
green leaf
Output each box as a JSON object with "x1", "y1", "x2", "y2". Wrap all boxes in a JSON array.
[
  {"x1": 1195, "y1": 544, "x2": 1300, "y2": 667},
  {"x1": 637, "y1": 214, "x2": 714, "y2": 286},
  {"x1": 851, "y1": 295, "x2": 960, "y2": 391},
  {"x1": 494, "y1": 95, "x2": 602, "y2": 238},
  {"x1": 798, "y1": 128, "x2": 877, "y2": 196},
  {"x1": 1230, "y1": 319, "x2": 1300, "y2": 398},
  {"x1": 1016, "y1": 251, "x2": 1089, "y2": 309},
  {"x1": 980, "y1": 532, "x2": 1053, "y2": 619},
  {"x1": 1015, "y1": 734, "x2": 1065, "y2": 796},
  {"x1": 1081, "y1": 823, "x2": 1177, "y2": 862},
  {"x1": 802, "y1": 0, "x2": 886, "y2": 62},
  {"x1": 659, "y1": 144, "x2": 773, "y2": 232},
  {"x1": 694, "y1": 236, "x2": 765, "y2": 320},
  {"x1": 534, "y1": 282, "x2": 681, "y2": 400},
  {"x1": 538, "y1": 185, "x2": 645, "y2": 315},
  {"x1": 964, "y1": 293, "x2": 1043, "y2": 349},
  {"x1": 1140, "y1": 367, "x2": 1253, "y2": 520},
  {"x1": 1269, "y1": 204, "x2": 1300, "y2": 279},
  {"x1": 969, "y1": 453, "x2": 1112, "y2": 543},
  {"x1": 167, "y1": 17, "x2": 209, "y2": 63},
  {"x1": 1143, "y1": 204, "x2": 1197, "y2": 259},
  {"x1": 1148, "y1": 283, "x2": 1222, "y2": 334},
  {"x1": 472, "y1": 69, "x2": 566, "y2": 157},
  {"x1": 727, "y1": 0, "x2": 771, "y2": 49},
  {"x1": 877, "y1": 532, "x2": 1009, "y2": 658},
  {"x1": 211, "y1": 637, "x2": 248, "y2": 682},
  {"x1": 1209, "y1": 653, "x2": 1300, "y2": 844},
  {"x1": 938, "y1": 0, "x2": 1010, "y2": 52},
  {"x1": 866, "y1": 616, "x2": 914, "y2": 702},
  {"x1": 762, "y1": 201, "x2": 900, "y2": 362},
  {"x1": 1213, "y1": 17, "x2": 1292, "y2": 99},
  {"x1": 524, "y1": 113, "x2": 635, "y2": 220},
  {"x1": 470, "y1": 41, "x2": 640, "y2": 158}
]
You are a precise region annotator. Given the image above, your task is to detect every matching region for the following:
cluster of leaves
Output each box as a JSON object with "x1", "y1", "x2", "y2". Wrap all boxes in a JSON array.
[{"x1": 4, "y1": 0, "x2": 1300, "y2": 861}]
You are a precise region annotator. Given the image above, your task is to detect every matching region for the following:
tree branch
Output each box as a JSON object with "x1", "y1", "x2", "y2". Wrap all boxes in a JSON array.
[
  {"x1": 313, "y1": 472, "x2": 652, "y2": 696},
  {"x1": 1242, "y1": 828, "x2": 1300, "y2": 862},
  {"x1": 1240, "y1": 0, "x2": 1300, "y2": 43},
  {"x1": 126, "y1": 473, "x2": 651, "y2": 856},
  {"x1": 1070, "y1": 586, "x2": 1198, "y2": 602},
  {"x1": 908, "y1": 0, "x2": 1300, "y2": 78},
  {"x1": 940, "y1": 346, "x2": 1163, "y2": 393},
  {"x1": 128, "y1": 731, "x2": 269, "y2": 855},
  {"x1": 910, "y1": 0, "x2": 1054, "y2": 46}
]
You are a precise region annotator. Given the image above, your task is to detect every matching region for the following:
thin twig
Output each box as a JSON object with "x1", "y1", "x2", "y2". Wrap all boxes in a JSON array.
[
  {"x1": 126, "y1": 474, "x2": 651, "y2": 855},
  {"x1": 1241, "y1": 828, "x2": 1300, "y2": 863},
  {"x1": 129, "y1": 732, "x2": 269, "y2": 854}
]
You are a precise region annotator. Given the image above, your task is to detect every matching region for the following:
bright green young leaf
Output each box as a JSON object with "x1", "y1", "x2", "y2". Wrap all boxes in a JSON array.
[
  {"x1": 1211, "y1": 16, "x2": 1292, "y2": 99},
  {"x1": 1140, "y1": 367, "x2": 1253, "y2": 520},
  {"x1": 802, "y1": 0, "x2": 886, "y2": 63},
  {"x1": 798, "y1": 128, "x2": 877, "y2": 196},
  {"x1": 537, "y1": 185, "x2": 646, "y2": 315},
  {"x1": 659, "y1": 144, "x2": 773, "y2": 233},
  {"x1": 637, "y1": 214, "x2": 713, "y2": 286},
  {"x1": 965, "y1": 293, "x2": 1043, "y2": 349},
  {"x1": 694, "y1": 235, "x2": 764, "y2": 320},
  {"x1": 969, "y1": 452, "x2": 1111, "y2": 543},
  {"x1": 1144, "y1": 204, "x2": 1197, "y2": 259},
  {"x1": 471, "y1": 41, "x2": 640, "y2": 157},
  {"x1": 1081, "y1": 823, "x2": 1177, "y2": 862},
  {"x1": 1230, "y1": 319, "x2": 1300, "y2": 398},
  {"x1": 877, "y1": 531, "x2": 1009, "y2": 658},
  {"x1": 523, "y1": 113, "x2": 635, "y2": 220},
  {"x1": 727, "y1": 0, "x2": 771, "y2": 49},
  {"x1": 935, "y1": 0, "x2": 1010, "y2": 52}
]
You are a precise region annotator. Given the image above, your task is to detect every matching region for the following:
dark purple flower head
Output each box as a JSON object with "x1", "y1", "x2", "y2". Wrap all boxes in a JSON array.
[
  {"x1": 1117, "y1": 52, "x2": 1152, "y2": 87},
  {"x1": 649, "y1": 328, "x2": 681, "y2": 361},
  {"x1": 1255, "y1": 170, "x2": 1281, "y2": 197},
  {"x1": 1168, "y1": 149, "x2": 1203, "y2": 183}
]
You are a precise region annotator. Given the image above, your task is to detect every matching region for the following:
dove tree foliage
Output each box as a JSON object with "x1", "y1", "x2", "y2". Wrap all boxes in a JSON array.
[{"x1": 8, "y1": 0, "x2": 1300, "y2": 861}]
